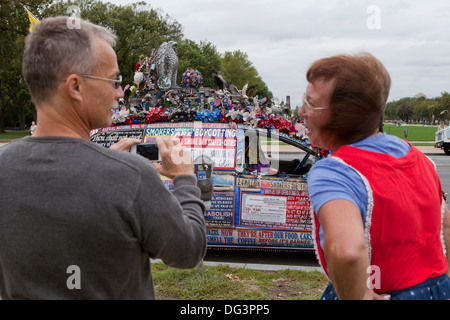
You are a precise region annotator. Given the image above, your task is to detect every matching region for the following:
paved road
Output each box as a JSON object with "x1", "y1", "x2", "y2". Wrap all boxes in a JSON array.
[
  {"x1": 202, "y1": 248, "x2": 322, "y2": 272},
  {"x1": 431, "y1": 155, "x2": 450, "y2": 194}
]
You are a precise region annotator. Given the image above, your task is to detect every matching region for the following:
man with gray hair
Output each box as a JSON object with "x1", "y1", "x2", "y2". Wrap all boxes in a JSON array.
[{"x1": 0, "y1": 16, "x2": 206, "y2": 299}]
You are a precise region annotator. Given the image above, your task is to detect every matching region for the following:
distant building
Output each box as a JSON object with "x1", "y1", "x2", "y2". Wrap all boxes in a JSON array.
[
  {"x1": 414, "y1": 93, "x2": 427, "y2": 99},
  {"x1": 286, "y1": 96, "x2": 291, "y2": 109}
]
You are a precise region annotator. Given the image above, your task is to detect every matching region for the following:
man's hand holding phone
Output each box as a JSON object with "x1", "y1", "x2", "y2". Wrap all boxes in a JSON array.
[
  {"x1": 152, "y1": 137, "x2": 194, "y2": 179},
  {"x1": 131, "y1": 142, "x2": 161, "y2": 162},
  {"x1": 110, "y1": 138, "x2": 141, "y2": 151}
]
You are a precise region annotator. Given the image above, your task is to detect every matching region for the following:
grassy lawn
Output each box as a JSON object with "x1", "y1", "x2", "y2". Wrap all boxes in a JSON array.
[
  {"x1": 152, "y1": 262, "x2": 328, "y2": 300},
  {"x1": 259, "y1": 124, "x2": 437, "y2": 147},
  {"x1": 0, "y1": 130, "x2": 30, "y2": 142},
  {"x1": 253, "y1": 124, "x2": 438, "y2": 146},
  {"x1": 383, "y1": 124, "x2": 438, "y2": 141}
]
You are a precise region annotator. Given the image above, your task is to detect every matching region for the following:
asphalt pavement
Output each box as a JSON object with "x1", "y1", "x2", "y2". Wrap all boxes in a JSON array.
[{"x1": 152, "y1": 250, "x2": 325, "y2": 273}]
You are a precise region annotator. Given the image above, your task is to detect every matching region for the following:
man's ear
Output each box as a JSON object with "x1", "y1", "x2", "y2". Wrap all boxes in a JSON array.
[{"x1": 64, "y1": 74, "x2": 83, "y2": 103}]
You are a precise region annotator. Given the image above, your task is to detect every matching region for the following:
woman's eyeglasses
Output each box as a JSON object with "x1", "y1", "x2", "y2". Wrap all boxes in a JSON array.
[{"x1": 302, "y1": 93, "x2": 326, "y2": 111}]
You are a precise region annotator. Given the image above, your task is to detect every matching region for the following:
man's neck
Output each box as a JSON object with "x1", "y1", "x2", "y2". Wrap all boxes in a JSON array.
[{"x1": 32, "y1": 103, "x2": 91, "y2": 140}]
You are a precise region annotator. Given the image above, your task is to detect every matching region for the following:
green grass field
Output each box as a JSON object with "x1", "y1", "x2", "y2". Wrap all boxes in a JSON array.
[
  {"x1": 257, "y1": 124, "x2": 438, "y2": 146},
  {"x1": 383, "y1": 124, "x2": 438, "y2": 141},
  {"x1": 0, "y1": 130, "x2": 30, "y2": 142},
  {"x1": 152, "y1": 262, "x2": 328, "y2": 300}
]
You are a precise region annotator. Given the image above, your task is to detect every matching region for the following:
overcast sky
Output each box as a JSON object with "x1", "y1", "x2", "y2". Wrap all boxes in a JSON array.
[{"x1": 104, "y1": 0, "x2": 450, "y2": 108}]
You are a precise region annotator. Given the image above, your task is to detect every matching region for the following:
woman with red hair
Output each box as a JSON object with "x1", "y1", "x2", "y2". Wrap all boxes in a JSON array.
[{"x1": 300, "y1": 53, "x2": 450, "y2": 300}]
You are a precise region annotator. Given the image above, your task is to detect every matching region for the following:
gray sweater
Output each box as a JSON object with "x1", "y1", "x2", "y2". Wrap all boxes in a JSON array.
[{"x1": 0, "y1": 136, "x2": 206, "y2": 299}]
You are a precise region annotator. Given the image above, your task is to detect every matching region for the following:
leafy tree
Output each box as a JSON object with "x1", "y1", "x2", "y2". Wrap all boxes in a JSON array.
[
  {"x1": 0, "y1": 0, "x2": 53, "y2": 132},
  {"x1": 220, "y1": 50, "x2": 272, "y2": 99},
  {"x1": 412, "y1": 99, "x2": 428, "y2": 123},
  {"x1": 385, "y1": 94, "x2": 450, "y2": 125},
  {"x1": 397, "y1": 98, "x2": 413, "y2": 123},
  {"x1": 177, "y1": 39, "x2": 221, "y2": 88},
  {"x1": 438, "y1": 92, "x2": 450, "y2": 122},
  {"x1": 0, "y1": 0, "x2": 185, "y2": 131}
]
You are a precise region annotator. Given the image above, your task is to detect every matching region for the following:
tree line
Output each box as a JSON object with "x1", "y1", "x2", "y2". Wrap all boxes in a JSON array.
[
  {"x1": 385, "y1": 92, "x2": 450, "y2": 125},
  {"x1": 288, "y1": 93, "x2": 450, "y2": 125},
  {"x1": 0, "y1": 0, "x2": 272, "y2": 132}
]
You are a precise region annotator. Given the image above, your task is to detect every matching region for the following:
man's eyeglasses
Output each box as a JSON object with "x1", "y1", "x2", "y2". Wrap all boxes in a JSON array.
[
  {"x1": 302, "y1": 93, "x2": 326, "y2": 111},
  {"x1": 62, "y1": 74, "x2": 122, "y2": 89}
]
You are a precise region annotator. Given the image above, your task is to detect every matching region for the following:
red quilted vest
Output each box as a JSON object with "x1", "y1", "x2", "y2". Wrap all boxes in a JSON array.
[{"x1": 313, "y1": 144, "x2": 447, "y2": 293}]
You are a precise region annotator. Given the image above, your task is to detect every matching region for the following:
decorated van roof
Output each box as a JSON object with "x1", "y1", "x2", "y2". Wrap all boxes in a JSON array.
[{"x1": 110, "y1": 41, "x2": 314, "y2": 149}]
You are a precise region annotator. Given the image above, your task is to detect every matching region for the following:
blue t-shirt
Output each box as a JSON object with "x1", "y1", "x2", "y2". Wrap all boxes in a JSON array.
[{"x1": 307, "y1": 133, "x2": 411, "y2": 247}]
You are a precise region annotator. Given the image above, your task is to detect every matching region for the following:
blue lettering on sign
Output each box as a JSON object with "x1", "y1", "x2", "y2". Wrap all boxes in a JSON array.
[{"x1": 145, "y1": 127, "x2": 177, "y2": 136}]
